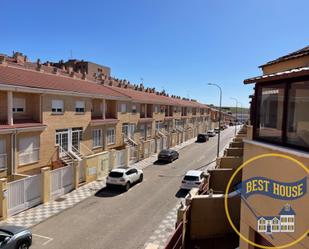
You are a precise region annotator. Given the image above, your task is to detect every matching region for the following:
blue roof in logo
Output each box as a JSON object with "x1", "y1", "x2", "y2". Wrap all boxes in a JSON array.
[{"x1": 279, "y1": 204, "x2": 296, "y2": 216}]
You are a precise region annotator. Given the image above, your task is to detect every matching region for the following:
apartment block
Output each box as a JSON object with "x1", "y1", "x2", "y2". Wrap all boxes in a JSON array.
[{"x1": 0, "y1": 52, "x2": 234, "y2": 181}]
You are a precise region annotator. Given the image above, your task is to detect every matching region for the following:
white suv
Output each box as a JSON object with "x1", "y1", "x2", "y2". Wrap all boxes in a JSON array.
[
  {"x1": 106, "y1": 167, "x2": 143, "y2": 191},
  {"x1": 180, "y1": 170, "x2": 206, "y2": 190}
]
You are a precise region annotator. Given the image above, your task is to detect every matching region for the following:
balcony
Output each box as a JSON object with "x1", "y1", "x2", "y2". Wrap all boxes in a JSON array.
[
  {"x1": 91, "y1": 99, "x2": 117, "y2": 126},
  {"x1": 0, "y1": 91, "x2": 45, "y2": 132}
]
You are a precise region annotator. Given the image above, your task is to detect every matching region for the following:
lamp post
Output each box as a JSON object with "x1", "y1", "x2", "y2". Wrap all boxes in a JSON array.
[
  {"x1": 208, "y1": 83, "x2": 222, "y2": 158},
  {"x1": 230, "y1": 97, "x2": 239, "y2": 136}
]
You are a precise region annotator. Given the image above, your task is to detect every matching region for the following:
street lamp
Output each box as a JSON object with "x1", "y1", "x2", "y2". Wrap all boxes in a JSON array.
[
  {"x1": 230, "y1": 97, "x2": 239, "y2": 136},
  {"x1": 208, "y1": 83, "x2": 222, "y2": 158}
]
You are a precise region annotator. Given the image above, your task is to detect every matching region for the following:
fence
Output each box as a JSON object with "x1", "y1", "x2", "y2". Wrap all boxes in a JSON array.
[
  {"x1": 150, "y1": 140, "x2": 156, "y2": 154},
  {"x1": 115, "y1": 149, "x2": 126, "y2": 167},
  {"x1": 7, "y1": 174, "x2": 42, "y2": 216},
  {"x1": 79, "y1": 162, "x2": 86, "y2": 183},
  {"x1": 50, "y1": 165, "x2": 74, "y2": 200},
  {"x1": 129, "y1": 146, "x2": 138, "y2": 164}
]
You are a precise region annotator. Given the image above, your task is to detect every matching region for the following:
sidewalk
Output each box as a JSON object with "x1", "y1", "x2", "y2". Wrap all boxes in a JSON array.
[
  {"x1": 143, "y1": 136, "x2": 234, "y2": 249},
  {"x1": 0, "y1": 137, "x2": 197, "y2": 228}
]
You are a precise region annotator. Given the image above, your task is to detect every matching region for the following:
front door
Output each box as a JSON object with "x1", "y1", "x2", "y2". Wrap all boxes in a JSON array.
[
  {"x1": 56, "y1": 129, "x2": 69, "y2": 157},
  {"x1": 56, "y1": 128, "x2": 83, "y2": 157},
  {"x1": 72, "y1": 128, "x2": 83, "y2": 151}
]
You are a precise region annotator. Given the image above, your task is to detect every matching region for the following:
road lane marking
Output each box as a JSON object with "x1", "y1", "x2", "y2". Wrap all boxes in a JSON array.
[{"x1": 33, "y1": 234, "x2": 53, "y2": 246}]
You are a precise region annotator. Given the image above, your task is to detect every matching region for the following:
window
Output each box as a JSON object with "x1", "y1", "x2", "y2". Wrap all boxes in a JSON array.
[
  {"x1": 13, "y1": 97, "x2": 25, "y2": 113},
  {"x1": 258, "y1": 225, "x2": 266, "y2": 231},
  {"x1": 0, "y1": 139, "x2": 6, "y2": 169},
  {"x1": 255, "y1": 80, "x2": 309, "y2": 151},
  {"x1": 52, "y1": 100, "x2": 64, "y2": 113},
  {"x1": 132, "y1": 104, "x2": 137, "y2": 113},
  {"x1": 146, "y1": 123, "x2": 152, "y2": 137},
  {"x1": 120, "y1": 103, "x2": 127, "y2": 113},
  {"x1": 288, "y1": 217, "x2": 294, "y2": 222},
  {"x1": 281, "y1": 217, "x2": 287, "y2": 223},
  {"x1": 92, "y1": 129, "x2": 102, "y2": 148},
  {"x1": 75, "y1": 101, "x2": 85, "y2": 113},
  {"x1": 287, "y1": 82, "x2": 309, "y2": 148},
  {"x1": 256, "y1": 85, "x2": 285, "y2": 143},
  {"x1": 19, "y1": 136, "x2": 40, "y2": 165},
  {"x1": 107, "y1": 127, "x2": 115, "y2": 145},
  {"x1": 154, "y1": 105, "x2": 159, "y2": 113},
  {"x1": 160, "y1": 106, "x2": 165, "y2": 113},
  {"x1": 140, "y1": 124, "x2": 145, "y2": 139}
]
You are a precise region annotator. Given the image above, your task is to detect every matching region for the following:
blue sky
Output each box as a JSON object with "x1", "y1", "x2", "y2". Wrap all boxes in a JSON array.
[{"x1": 1, "y1": 0, "x2": 308, "y2": 107}]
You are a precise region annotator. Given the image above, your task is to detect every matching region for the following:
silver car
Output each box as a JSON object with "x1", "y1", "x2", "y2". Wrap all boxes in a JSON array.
[{"x1": 0, "y1": 226, "x2": 32, "y2": 249}]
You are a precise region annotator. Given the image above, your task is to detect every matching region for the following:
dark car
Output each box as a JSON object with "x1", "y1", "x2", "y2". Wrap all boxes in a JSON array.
[
  {"x1": 0, "y1": 226, "x2": 32, "y2": 249},
  {"x1": 196, "y1": 133, "x2": 209, "y2": 142},
  {"x1": 158, "y1": 149, "x2": 179, "y2": 163}
]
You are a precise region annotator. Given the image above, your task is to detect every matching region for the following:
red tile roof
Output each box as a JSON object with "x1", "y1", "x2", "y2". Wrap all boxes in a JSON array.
[{"x1": 0, "y1": 65, "x2": 128, "y2": 99}]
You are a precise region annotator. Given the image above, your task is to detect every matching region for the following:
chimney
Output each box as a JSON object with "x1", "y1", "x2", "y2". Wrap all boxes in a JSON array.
[
  {"x1": 82, "y1": 72, "x2": 87, "y2": 80},
  {"x1": 0, "y1": 55, "x2": 7, "y2": 66},
  {"x1": 36, "y1": 59, "x2": 43, "y2": 72},
  {"x1": 67, "y1": 66, "x2": 73, "y2": 75},
  {"x1": 13, "y1": 52, "x2": 27, "y2": 64},
  {"x1": 52, "y1": 67, "x2": 59, "y2": 75}
]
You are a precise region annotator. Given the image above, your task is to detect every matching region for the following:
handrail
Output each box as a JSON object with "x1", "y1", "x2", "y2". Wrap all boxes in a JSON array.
[
  {"x1": 59, "y1": 145, "x2": 74, "y2": 160},
  {"x1": 127, "y1": 137, "x2": 138, "y2": 146},
  {"x1": 70, "y1": 146, "x2": 82, "y2": 161}
]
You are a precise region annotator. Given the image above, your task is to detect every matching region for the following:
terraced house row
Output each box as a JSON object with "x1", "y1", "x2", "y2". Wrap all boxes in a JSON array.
[{"x1": 0, "y1": 52, "x2": 234, "y2": 198}]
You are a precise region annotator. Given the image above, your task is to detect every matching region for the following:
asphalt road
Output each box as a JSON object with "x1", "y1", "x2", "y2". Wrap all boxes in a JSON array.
[{"x1": 30, "y1": 127, "x2": 236, "y2": 249}]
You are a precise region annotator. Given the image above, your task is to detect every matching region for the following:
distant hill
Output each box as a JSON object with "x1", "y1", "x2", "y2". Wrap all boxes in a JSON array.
[{"x1": 208, "y1": 105, "x2": 249, "y2": 114}]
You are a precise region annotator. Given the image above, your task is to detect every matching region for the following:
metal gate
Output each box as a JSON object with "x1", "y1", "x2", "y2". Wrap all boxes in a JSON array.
[
  {"x1": 7, "y1": 174, "x2": 42, "y2": 216},
  {"x1": 129, "y1": 146, "x2": 138, "y2": 164},
  {"x1": 79, "y1": 163, "x2": 86, "y2": 183},
  {"x1": 150, "y1": 140, "x2": 156, "y2": 154},
  {"x1": 115, "y1": 149, "x2": 126, "y2": 167},
  {"x1": 51, "y1": 165, "x2": 74, "y2": 200},
  {"x1": 163, "y1": 136, "x2": 168, "y2": 149}
]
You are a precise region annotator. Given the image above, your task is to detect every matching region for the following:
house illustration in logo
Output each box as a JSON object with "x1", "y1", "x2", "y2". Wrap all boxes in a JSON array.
[{"x1": 257, "y1": 204, "x2": 295, "y2": 234}]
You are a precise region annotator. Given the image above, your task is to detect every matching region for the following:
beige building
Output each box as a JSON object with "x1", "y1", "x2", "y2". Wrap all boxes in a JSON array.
[
  {"x1": 241, "y1": 45, "x2": 309, "y2": 248},
  {"x1": 0, "y1": 52, "x2": 229, "y2": 180}
]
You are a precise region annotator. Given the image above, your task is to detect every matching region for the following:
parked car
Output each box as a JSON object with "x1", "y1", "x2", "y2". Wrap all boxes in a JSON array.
[
  {"x1": 214, "y1": 128, "x2": 220, "y2": 133},
  {"x1": 0, "y1": 226, "x2": 32, "y2": 249},
  {"x1": 181, "y1": 170, "x2": 207, "y2": 190},
  {"x1": 207, "y1": 129, "x2": 216, "y2": 137},
  {"x1": 106, "y1": 167, "x2": 143, "y2": 191},
  {"x1": 158, "y1": 149, "x2": 179, "y2": 163},
  {"x1": 196, "y1": 133, "x2": 209, "y2": 143}
]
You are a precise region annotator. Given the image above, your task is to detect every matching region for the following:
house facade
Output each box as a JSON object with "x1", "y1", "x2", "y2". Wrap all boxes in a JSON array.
[
  {"x1": 241, "y1": 45, "x2": 309, "y2": 248},
  {"x1": 0, "y1": 52, "x2": 233, "y2": 181}
]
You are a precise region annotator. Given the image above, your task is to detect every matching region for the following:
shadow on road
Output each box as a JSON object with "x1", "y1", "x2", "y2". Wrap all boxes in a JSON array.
[
  {"x1": 175, "y1": 189, "x2": 189, "y2": 198},
  {"x1": 95, "y1": 187, "x2": 125, "y2": 198},
  {"x1": 154, "y1": 160, "x2": 170, "y2": 165}
]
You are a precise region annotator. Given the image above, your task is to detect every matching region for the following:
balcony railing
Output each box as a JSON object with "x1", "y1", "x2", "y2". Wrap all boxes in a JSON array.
[
  {"x1": 19, "y1": 148, "x2": 40, "y2": 166},
  {"x1": 0, "y1": 153, "x2": 7, "y2": 169}
]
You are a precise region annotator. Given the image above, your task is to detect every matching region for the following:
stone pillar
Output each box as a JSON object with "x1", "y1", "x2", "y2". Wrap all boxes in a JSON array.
[
  {"x1": 125, "y1": 146, "x2": 130, "y2": 167},
  {"x1": 109, "y1": 149, "x2": 116, "y2": 170},
  {"x1": 216, "y1": 157, "x2": 221, "y2": 168},
  {"x1": 41, "y1": 167, "x2": 51, "y2": 203},
  {"x1": 7, "y1": 91, "x2": 13, "y2": 125},
  {"x1": 73, "y1": 160, "x2": 80, "y2": 190},
  {"x1": 102, "y1": 99, "x2": 106, "y2": 120},
  {"x1": 0, "y1": 178, "x2": 8, "y2": 220}
]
